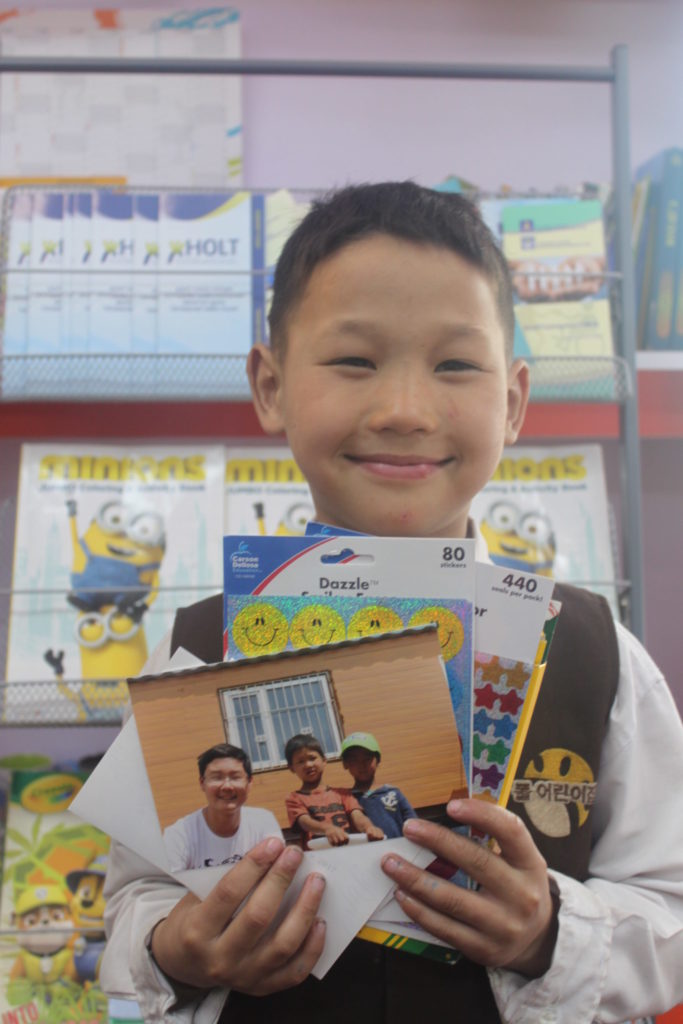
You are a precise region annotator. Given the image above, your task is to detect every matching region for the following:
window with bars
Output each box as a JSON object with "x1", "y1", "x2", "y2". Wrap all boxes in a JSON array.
[{"x1": 219, "y1": 671, "x2": 342, "y2": 770}]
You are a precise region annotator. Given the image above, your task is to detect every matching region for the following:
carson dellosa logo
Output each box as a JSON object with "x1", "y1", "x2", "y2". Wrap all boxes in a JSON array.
[{"x1": 230, "y1": 541, "x2": 260, "y2": 575}]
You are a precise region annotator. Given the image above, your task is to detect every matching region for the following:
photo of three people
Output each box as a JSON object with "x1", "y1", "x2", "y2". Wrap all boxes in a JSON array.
[
  {"x1": 127, "y1": 626, "x2": 468, "y2": 881},
  {"x1": 164, "y1": 731, "x2": 419, "y2": 872}
]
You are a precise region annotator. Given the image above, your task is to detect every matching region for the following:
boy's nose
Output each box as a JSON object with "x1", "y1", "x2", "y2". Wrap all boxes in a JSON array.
[{"x1": 367, "y1": 368, "x2": 440, "y2": 434}]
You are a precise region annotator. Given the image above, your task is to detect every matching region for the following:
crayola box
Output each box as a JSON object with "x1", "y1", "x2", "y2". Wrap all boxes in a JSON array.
[
  {"x1": 0, "y1": 769, "x2": 110, "y2": 1023},
  {"x1": 223, "y1": 533, "x2": 476, "y2": 779}
]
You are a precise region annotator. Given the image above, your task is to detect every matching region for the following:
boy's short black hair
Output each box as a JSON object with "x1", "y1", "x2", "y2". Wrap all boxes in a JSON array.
[
  {"x1": 284, "y1": 733, "x2": 325, "y2": 766},
  {"x1": 198, "y1": 743, "x2": 252, "y2": 780},
  {"x1": 268, "y1": 180, "x2": 515, "y2": 359}
]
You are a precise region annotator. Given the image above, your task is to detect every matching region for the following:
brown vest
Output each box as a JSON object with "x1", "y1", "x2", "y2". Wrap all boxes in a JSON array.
[{"x1": 171, "y1": 583, "x2": 619, "y2": 1024}]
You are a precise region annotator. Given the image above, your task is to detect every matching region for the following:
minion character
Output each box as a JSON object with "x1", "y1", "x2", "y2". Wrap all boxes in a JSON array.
[
  {"x1": 479, "y1": 500, "x2": 556, "y2": 577},
  {"x1": 66, "y1": 498, "x2": 165, "y2": 617},
  {"x1": 65, "y1": 854, "x2": 108, "y2": 982},
  {"x1": 252, "y1": 500, "x2": 314, "y2": 536},
  {"x1": 10, "y1": 884, "x2": 77, "y2": 983},
  {"x1": 64, "y1": 498, "x2": 166, "y2": 688}
]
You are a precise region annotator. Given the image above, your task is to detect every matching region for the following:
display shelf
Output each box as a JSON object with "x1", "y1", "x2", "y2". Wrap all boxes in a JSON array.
[
  {"x1": 0, "y1": 926, "x2": 107, "y2": 938},
  {"x1": 0, "y1": 45, "x2": 647, "y2": 641},
  {"x1": 0, "y1": 352, "x2": 630, "y2": 403},
  {"x1": 636, "y1": 351, "x2": 683, "y2": 371},
  {"x1": 0, "y1": 352, "x2": 252, "y2": 401},
  {"x1": 633, "y1": 352, "x2": 683, "y2": 437},
  {"x1": 1, "y1": 368, "x2": 677, "y2": 437},
  {"x1": 0, "y1": 397, "x2": 264, "y2": 438},
  {"x1": 0, "y1": 679, "x2": 127, "y2": 726},
  {"x1": 4, "y1": 353, "x2": 681, "y2": 440},
  {"x1": 3, "y1": 394, "x2": 674, "y2": 440}
]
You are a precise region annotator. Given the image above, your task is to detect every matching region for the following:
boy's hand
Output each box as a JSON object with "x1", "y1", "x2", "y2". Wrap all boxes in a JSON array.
[
  {"x1": 323, "y1": 824, "x2": 350, "y2": 846},
  {"x1": 365, "y1": 824, "x2": 385, "y2": 842},
  {"x1": 151, "y1": 837, "x2": 326, "y2": 994},
  {"x1": 381, "y1": 799, "x2": 559, "y2": 978}
]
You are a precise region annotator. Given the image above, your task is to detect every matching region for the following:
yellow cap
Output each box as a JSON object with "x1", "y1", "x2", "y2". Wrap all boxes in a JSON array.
[{"x1": 14, "y1": 884, "x2": 69, "y2": 916}]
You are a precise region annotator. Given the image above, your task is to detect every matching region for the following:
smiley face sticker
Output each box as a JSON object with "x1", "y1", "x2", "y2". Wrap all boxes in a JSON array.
[
  {"x1": 231, "y1": 602, "x2": 289, "y2": 656},
  {"x1": 347, "y1": 605, "x2": 404, "y2": 640},
  {"x1": 408, "y1": 605, "x2": 465, "y2": 661},
  {"x1": 290, "y1": 604, "x2": 347, "y2": 649}
]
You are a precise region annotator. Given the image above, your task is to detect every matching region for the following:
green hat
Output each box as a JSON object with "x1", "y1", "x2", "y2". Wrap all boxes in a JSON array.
[{"x1": 341, "y1": 732, "x2": 381, "y2": 757}]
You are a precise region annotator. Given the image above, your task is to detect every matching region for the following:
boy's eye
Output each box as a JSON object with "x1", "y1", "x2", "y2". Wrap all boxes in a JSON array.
[
  {"x1": 435, "y1": 359, "x2": 476, "y2": 373},
  {"x1": 327, "y1": 356, "x2": 375, "y2": 369}
]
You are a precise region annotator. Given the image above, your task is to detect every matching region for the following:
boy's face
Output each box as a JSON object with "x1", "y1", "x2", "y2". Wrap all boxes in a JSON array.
[
  {"x1": 250, "y1": 234, "x2": 529, "y2": 539},
  {"x1": 343, "y1": 747, "x2": 378, "y2": 786},
  {"x1": 289, "y1": 747, "x2": 325, "y2": 787}
]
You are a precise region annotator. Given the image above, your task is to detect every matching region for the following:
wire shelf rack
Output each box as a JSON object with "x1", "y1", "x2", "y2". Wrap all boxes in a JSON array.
[{"x1": 0, "y1": 352, "x2": 632, "y2": 403}]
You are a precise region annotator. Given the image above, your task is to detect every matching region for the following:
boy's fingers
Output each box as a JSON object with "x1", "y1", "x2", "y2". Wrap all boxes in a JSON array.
[
  {"x1": 403, "y1": 800, "x2": 543, "y2": 880},
  {"x1": 255, "y1": 917, "x2": 327, "y2": 995},
  {"x1": 382, "y1": 849, "x2": 508, "y2": 931},
  {"x1": 382, "y1": 853, "x2": 493, "y2": 933},
  {"x1": 392, "y1": 888, "x2": 514, "y2": 968},
  {"x1": 444, "y1": 798, "x2": 544, "y2": 872},
  {"x1": 391, "y1": 887, "x2": 486, "y2": 960},
  {"x1": 197, "y1": 836, "x2": 286, "y2": 937},
  {"x1": 255, "y1": 872, "x2": 327, "y2": 973},
  {"x1": 398, "y1": 819, "x2": 509, "y2": 894},
  {"x1": 219, "y1": 844, "x2": 306, "y2": 954}
]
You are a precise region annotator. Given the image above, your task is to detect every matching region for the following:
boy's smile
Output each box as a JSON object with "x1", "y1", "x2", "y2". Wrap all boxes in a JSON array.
[
  {"x1": 200, "y1": 757, "x2": 252, "y2": 831},
  {"x1": 250, "y1": 234, "x2": 528, "y2": 539}
]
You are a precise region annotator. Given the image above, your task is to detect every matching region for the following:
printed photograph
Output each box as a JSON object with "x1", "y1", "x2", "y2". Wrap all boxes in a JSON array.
[{"x1": 128, "y1": 626, "x2": 469, "y2": 876}]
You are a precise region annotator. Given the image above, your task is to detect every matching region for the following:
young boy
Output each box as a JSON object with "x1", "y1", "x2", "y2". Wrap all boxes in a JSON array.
[
  {"x1": 340, "y1": 731, "x2": 417, "y2": 839},
  {"x1": 284, "y1": 733, "x2": 384, "y2": 848},
  {"x1": 102, "y1": 182, "x2": 683, "y2": 1024}
]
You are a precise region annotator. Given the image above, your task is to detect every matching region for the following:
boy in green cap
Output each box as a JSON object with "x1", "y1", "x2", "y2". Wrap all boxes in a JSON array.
[{"x1": 340, "y1": 731, "x2": 417, "y2": 840}]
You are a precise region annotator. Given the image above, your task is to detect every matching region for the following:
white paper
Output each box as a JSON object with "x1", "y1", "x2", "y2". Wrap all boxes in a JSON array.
[
  {"x1": 71, "y1": 715, "x2": 171, "y2": 870},
  {"x1": 475, "y1": 561, "x2": 555, "y2": 665}
]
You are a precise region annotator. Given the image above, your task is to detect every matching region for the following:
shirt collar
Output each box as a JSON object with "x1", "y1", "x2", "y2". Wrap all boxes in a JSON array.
[{"x1": 468, "y1": 517, "x2": 492, "y2": 564}]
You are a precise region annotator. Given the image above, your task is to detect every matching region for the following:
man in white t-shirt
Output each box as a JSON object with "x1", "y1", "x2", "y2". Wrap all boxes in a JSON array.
[{"x1": 163, "y1": 743, "x2": 283, "y2": 872}]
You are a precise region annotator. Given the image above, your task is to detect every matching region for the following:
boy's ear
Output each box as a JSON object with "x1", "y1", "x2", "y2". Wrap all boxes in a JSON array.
[
  {"x1": 504, "y1": 359, "x2": 531, "y2": 444},
  {"x1": 248, "y1": 343, "x2": 286, "y2": 435}
]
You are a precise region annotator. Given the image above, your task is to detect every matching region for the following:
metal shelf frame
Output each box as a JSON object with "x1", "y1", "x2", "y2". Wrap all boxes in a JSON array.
[{"x1": 0, "y1": 45, "x2": 645, "y2": 639}]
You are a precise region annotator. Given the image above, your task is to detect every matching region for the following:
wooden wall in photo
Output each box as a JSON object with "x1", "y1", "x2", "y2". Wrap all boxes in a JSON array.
[{"x1": 129, "y1": 628, "x2": 467, "y2": 831}]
